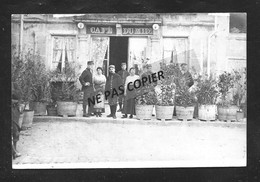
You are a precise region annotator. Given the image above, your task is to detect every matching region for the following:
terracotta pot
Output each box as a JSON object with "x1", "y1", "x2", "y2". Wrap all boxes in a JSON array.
[
  {"x1": 155, "y1": 105, "x2": 175, "y2": 120},
  {"x1": 198, "y1": 105, "x2": 216, "y2": 121},
  {"x1": 57, "y1": 101, "x2": 77, "y2": 116},
  {"x1": 176, "y1": 106, "x2": 195, "y2": 120},
  {"x1": 21, "y1": 110, "x2": 34, "y2": 130},
  {"x1": 135, "y1": 105, "x2": 154, "y2": 120},
  {"x1": 30, "y1": 102, "x2": 47, "y2": 116}
]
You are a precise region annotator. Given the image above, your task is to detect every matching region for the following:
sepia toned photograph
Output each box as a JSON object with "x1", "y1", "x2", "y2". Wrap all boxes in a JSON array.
[{"x1": 11, "y1": 13, "x2": 246, "y2": 169}]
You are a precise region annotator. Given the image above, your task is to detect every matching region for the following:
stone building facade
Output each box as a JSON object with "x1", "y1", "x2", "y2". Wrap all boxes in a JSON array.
[{"x1": 11, "y1": 13, "x2": 246, "y2": 88}]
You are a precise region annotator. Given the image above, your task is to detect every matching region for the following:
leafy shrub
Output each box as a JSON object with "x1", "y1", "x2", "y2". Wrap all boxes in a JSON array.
[
  {"x1": 175, "y1": 85, "x2": 196, "y2": 107},
  {"x1": 135, "y1": 86, "x2": 157, "y2": 105},
  {"x1": 217, "y1": 71, "x2": 235, "y2": 106},
  {"x1": 195, "y1": 75, "x2": 219, "y2": 105},
  {"x1": 50, "y1": 62, "x2": 80, "y2": 102}
]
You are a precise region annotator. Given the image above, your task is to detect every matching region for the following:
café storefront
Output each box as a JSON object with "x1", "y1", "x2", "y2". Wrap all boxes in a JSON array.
[
  {"x1": 12, "y1": 13, "x2": 245, "y2": 87},
  {"x1": 80, "y1": 23, "x2": 160, "y2": 77}
]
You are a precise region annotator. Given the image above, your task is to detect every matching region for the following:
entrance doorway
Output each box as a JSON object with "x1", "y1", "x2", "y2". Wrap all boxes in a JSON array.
[{"x1": 109, "y1": 37, "x2": 129, "y2": 73}]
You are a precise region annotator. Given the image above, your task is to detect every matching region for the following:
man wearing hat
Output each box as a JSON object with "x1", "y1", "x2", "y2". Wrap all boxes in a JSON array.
[
  {"x1": 179, "y1": 63, "x2": 194, "y2": 88},
  {"x1": 117, "y1": 62, "x2": 129, "y2": 112},
  {"x1": 79, "y1": 61, "x2": 95, "y2": 117},
  {"x1": 105, "y1": 65, "x2": 123, "y2": 119}
]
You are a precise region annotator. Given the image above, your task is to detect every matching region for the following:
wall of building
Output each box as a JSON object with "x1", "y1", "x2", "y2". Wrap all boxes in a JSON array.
[{"x1": 11, "y1": 13, "x2": 247, "y2": 83}]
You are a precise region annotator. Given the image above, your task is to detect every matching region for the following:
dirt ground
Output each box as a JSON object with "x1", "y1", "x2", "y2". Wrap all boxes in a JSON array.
[{"x1": 13, "y1": 118, "x2": 246, "y2": 168}]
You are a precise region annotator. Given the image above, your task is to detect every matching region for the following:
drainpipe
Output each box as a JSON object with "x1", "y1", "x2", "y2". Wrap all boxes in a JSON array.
[
  {"x1": 207, "y1": 16, "x2": 219, "y2": 77},
  {"x1": 19, "y1": 14, "x2": 24, "y2": 59}
]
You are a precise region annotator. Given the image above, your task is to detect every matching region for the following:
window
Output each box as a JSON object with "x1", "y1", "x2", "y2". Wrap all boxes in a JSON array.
[
  {"x1": 52, "y1": 36, "x2": 76, "y2": 72},
  {"x1": 163, "y1": 37, "x2": 188, "y2": 65},
  {"x1": 229, "y1": 13, "x2": 246, "y2": 33}
]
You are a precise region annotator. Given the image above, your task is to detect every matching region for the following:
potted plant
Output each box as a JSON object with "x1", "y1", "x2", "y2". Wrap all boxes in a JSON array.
[
  {"x1": 217, "y1": 71, "x2": 238, "y2": 121},
  {"x1": 12, "y1": 49, "x2": 35, "y2": 129},
  {"x1": 135, "y1": 86, "x2": 157, "y2": 120},
  {"x1": 175, "y1": 85, "x2": 197, "y2": 121},
  {"x1": 195, "y1": 75, "x2": 219, "y2": 121},
  {"x1": 155, "y1": 75, "x2": 176, "y2": 120},
  {"x1": 29, "y1": 57, "x2": 52, "y2": 116},
  {"x1": 232, "y1": 69, "x2": 247, "y2": 122},
  {"x1": 153, "y1": 62, "x2": 180, "y2": 120},
  {"x1": 50, "y1": 62, "x2": 80, "y2": 117}
]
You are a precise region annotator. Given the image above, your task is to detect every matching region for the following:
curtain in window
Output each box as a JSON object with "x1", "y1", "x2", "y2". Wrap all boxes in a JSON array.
[
  {"x1": 163, "y1": 38, "x2": 188, "y2": 64},
  {"x1": 52, "y1": 36, "x2": 76, "y2": 72},
  {"x1": 52, "y1": 37, "x2": 63, "y2": 72},
  {"x1": 91, "y1": 37, "x2": 109, "y2": 75}
]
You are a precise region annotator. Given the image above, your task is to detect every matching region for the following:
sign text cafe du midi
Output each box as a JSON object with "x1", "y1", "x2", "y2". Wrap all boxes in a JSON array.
[{"x1": 86, "y1": 25, "x2": 154, "y2": 35}]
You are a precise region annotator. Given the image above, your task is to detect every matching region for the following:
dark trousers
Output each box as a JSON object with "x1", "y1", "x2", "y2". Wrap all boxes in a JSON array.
[
  {"x1": 83, "y1": 103, "x2": 94, "y2": 114},
  {"x1": 110, "y1": 104, "x2": 117, "y2": 116}
]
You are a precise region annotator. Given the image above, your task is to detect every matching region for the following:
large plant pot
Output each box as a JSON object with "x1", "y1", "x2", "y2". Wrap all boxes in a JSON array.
[
  {"x1": 47, "y1": 106, "x2": 58, "y2": 116},
  {"x1": 198, "y1": 105, "x2": 216, "y2": 121},
  {"x1": 21, "y1": 110, "x2": 34, "y2": 130},
  {"x1": 176, "y1": 106, "x2": 195, "y2": 120},
  {"x1": 155, "y1": 105, "x2": 175, "y2": 120},
  {"x1": 136, "y1": 105, "x2": 154, "y2": 120},
  {"x1": 218, "y1": 105, "x2": 239, "y2": 121},
  {"x1": 30, "y1": 102, "x2": 47, "y2": 116},
  {"x1": 217, "y1": 106, "x2": 228, "y2": 121},
  {"x1": 57, "y1": 101, "x2": 78, "y2": 116},
  {"x1": 226, "y1": 105, "x2": 239, "y2": 121}
]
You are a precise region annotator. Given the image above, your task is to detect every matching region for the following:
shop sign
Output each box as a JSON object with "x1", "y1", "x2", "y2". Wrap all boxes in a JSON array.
[
  {"x1": 122, "y1": 25, "x2": 153, "y2": 35},
  {"x1": 86, "y1": 25, "x2": 116, "y2": 35}
]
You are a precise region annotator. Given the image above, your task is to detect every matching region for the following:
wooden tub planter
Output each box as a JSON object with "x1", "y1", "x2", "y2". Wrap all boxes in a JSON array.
[
  {"x1": 135, "y1": 104, "x2": 154, "y2": 120},
  {"x1": 30, "y1": 102, "x2": 47, "y2": 116},
  {"x1": 57, "y1": 101, "x2": 78, "y2": 117},
  {"x1": 176, "y1": 106, "x2": 195, "y2": 121},
  {"x1": 198, "y1": 105, "x2": 216, "y2": 121},
  {"x1": 217, "y1": 105, "x2": 239, "y2": 121},
  {"x1": 155, "y1": 105, "x2": 175, "y2": 121}
]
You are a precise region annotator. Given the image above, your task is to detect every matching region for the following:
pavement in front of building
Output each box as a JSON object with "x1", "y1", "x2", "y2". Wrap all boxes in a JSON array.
[{"x1": 12, "y1": 104, "x2": 246, "y2": 168}]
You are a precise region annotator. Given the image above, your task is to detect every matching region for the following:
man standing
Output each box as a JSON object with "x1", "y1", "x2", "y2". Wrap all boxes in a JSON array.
[
  {"x1": 141, "y1": 64, "x2": 157, "y2": 87},
  {"x1": 79, "y1": 61, "x2": 95, "y2": 117},
  {"x1": 117, "y1": 62, "x2": 129, "y2": 112},
  {"x1": 179, "y1": 63, "x2": 194, "y2": 88},
  {"x1": 105, "y1": 65, "x2": 123, "y2": 119}
]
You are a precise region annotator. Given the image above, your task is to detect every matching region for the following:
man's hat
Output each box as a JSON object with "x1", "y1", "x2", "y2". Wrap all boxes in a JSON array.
[
  {"x1": 87, "y1": 61, "x2": 94, "y2": 65},
  {"x1": 121, "y1": 62, "x2": 127, "y2": 66},
  {"x1": 109, "y1": 65, "x2": 115, "y2": 69}
]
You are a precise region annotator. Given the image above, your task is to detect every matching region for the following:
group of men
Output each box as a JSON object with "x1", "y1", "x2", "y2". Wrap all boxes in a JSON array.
[
  {"x1": 79, "y1": 61, "x2": 194, "y2": 119},
  {"x1": 79, "y1": 61, "x2": 159, "y2": 119}
]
